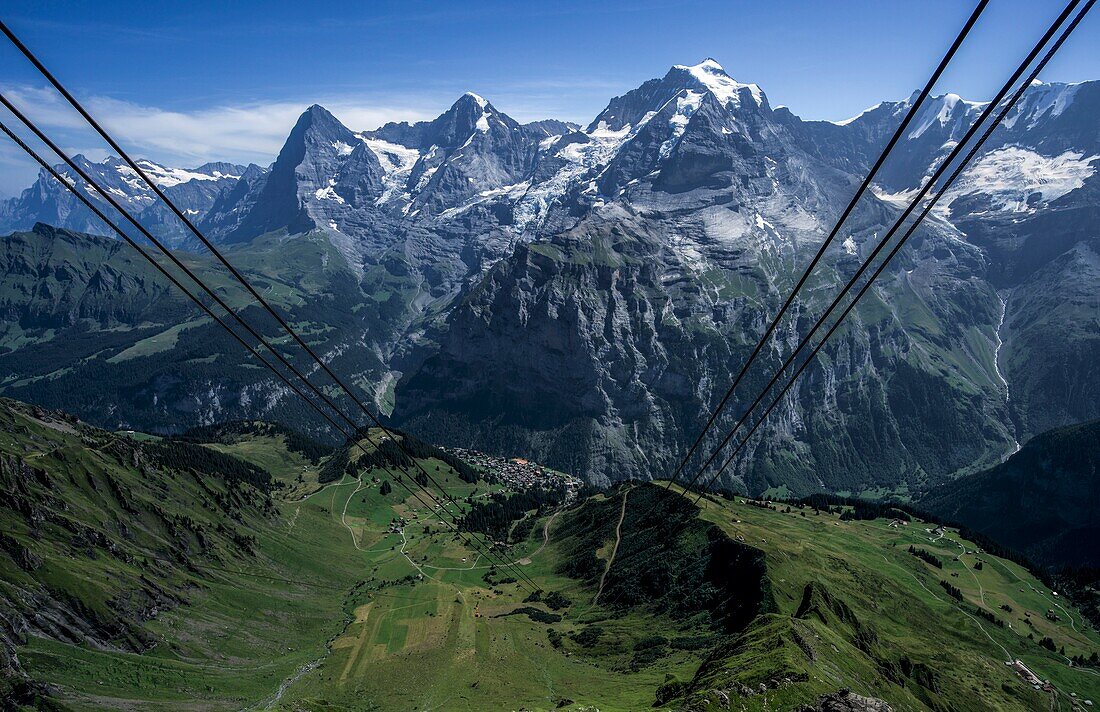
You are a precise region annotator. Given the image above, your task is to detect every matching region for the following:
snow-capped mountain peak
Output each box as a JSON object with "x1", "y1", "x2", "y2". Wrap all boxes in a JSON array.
[
  {"x1": 672, "y1": 58, "x2": 765, "y2": 108},
  {"x1": 463, "y1": 91, "x2": 489, "y2": 108},
  {"x1": 588, "y1": 58, "x2": 769, "y2": 134},
  {"x1": 447, "y1": 92, "x2": 511, "y2": 136},
  {"x1": 8, "y1": 66, "x2": 1098, "y2": 273},
  {"x1": 58, "y1": 155, "x2": 242, "y2": 190},
  {"x1": 129, "y1": 159, "x2": 242, "y2": 188},
  {"x1": 1003, "y1": 81, "x2": 1082, "y2": 130},
  {"x1": 907, "y1": 92, "x2": 986, "y2": 140}
]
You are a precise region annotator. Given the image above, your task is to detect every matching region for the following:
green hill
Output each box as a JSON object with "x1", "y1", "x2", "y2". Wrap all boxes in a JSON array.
[
  {"x1": 918, "y1": 419, "x2": 1100, "y2": 569},
  {"x1": 0, "y1": 398, "x2": 1097, "y2": 710},
  {"x1": 663, "y1": 490, "x2": 1099, "y2": 710}
]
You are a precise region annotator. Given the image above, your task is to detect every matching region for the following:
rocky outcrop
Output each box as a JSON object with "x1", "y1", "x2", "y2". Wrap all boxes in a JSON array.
[
  {"x1": 393, "y1": 65, "x2": 1021, "y2": 492},
  {"x1": 799, "y1": 690, "x2": 892, "y2": 712}
]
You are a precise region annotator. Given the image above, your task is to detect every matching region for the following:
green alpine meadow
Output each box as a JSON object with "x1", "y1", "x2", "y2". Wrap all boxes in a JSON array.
[{"x1": 1, "y1": 399, "x2": 1097, "y2": 710}]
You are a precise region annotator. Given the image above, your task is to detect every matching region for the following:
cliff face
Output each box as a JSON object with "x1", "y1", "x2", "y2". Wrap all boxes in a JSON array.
[
  {"x1": 395, "y1": 192, "x2": 1015, "y2": 494},
  {"x1": 390, "y1": 73, "x2": 1100, "y2": 494}
]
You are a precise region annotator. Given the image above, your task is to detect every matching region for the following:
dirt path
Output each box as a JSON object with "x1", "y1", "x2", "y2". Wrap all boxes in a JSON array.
[
  {"x1": 950, "y1": 536, "x2": 1084, "y2": 638},
  {"x1": 422, "y1": 508, "x2": 561, "y2": 571},
  {"x1": 421, "y1": 553, "x2": 482, "y2": 571},
  {"x1": 340, "y1": 476, "x2": 366, "y2": 550},
  {"x1": 529, "y1": 509, "x2": 560, "y2": 560},
  {"x1": 986, "y1": 556, "x2": 1081, "y2": 633},
  {"x1": 947, "y1": 537, "x2": 988, "y2": 608},
  {"x1": 593, "y1": 490, "x2": 629, "y2": 604},
  {"x1": 399, "y1": 529, "x2": 445, "y2": 583}
]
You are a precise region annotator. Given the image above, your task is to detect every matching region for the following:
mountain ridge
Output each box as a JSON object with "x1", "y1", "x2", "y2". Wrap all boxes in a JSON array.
[
  {"x1": 919, "y1": 418, "x2": 1100, "y2": 569},
  {"x1": 1, "y1": 58, "x2": 1097, "y2": 493}
]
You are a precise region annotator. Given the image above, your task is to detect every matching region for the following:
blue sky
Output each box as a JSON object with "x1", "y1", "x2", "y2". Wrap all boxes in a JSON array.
[{"x1": 1, "y1": 0, "x2": 1098, "y2": 196}]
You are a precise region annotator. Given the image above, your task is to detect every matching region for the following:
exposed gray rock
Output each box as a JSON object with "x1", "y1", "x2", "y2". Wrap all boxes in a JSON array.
[
  {"x1": 799, "y1": 689, "x2": 892, "y2": 712},
  {"x1": 0, "y1": 156, "x2": 247, "y2": 249}
]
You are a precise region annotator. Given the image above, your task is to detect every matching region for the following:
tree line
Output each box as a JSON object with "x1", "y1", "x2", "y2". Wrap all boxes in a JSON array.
[
  {"x1": 458, "y1": 485, "x2": 566, "y2": 540},
  {"x1": 179, "y1": 420, "x2": 332, "y2": 464},
  {"x1": 319, "y1": 428, "x2": 480, "y2": 484}
]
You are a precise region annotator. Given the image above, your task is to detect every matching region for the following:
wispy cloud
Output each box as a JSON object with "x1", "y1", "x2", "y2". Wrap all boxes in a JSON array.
[
  {"x1": 0, "y1": 84, "x2": 447, "y2": 196},
  {"x1": 1, "y1": 84, "x2": 438, "y2": 166}
]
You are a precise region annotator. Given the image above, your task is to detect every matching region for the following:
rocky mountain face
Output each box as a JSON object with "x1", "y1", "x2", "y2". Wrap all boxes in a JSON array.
[
  {"x1": 204, "y1": 104, "x2": 375, "y2": 245},
  {"x1": 394, "y1": 61, "x2": 1098, "y2": 493},
  {"x1": 813, "y1": 79, "x2": 1100, "y2": 446},
  {"x1": 1, "y1": 60, "x2": 1097, "y2": 495},
  {"x1": 0, "y1": 223, "x2": 400, "y2": 438}
]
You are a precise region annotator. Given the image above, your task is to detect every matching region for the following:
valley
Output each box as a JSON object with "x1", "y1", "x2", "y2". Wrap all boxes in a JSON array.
[{"x1": 1, "y1": 398, "x2": 1097, "y2": 710}]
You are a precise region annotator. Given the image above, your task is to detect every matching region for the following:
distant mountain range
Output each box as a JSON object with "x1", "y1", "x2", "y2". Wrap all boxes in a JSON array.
[
  {"x1": 0, "y1": 157, "x2": 247, "y2": 250},
  {"x1": 1, "y1": 59, "x2": 1097, "y2": 495}
]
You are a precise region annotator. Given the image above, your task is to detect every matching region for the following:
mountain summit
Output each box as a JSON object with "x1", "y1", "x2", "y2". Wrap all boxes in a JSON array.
[
  {"x1": 373, "y1": 92, "x2": 519, "y2": 150},
  {"x1": 671, "y1": 58, "x2": 767, "y2": 108},
  {"x1": 220, "y1": 104, "x2": 367, "y2": 242},
  {"x1": 589, "y1": 58, "x2": 768, "y2": 133}
]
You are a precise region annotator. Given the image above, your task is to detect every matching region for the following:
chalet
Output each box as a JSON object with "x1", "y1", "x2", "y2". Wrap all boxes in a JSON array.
[{"x1": 1008, "y1": 659, "x2": 1045, "y2": 689}]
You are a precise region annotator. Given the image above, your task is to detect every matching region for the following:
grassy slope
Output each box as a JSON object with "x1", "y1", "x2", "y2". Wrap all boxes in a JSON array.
[
  {"x1": 1, "y1": 417, "x2": 712, "y2": 711},
  {"x1": 263, "y1": 478, "x2": 1100, "y2": 711},
  {"x1": 2, "y1": 406, "x2": 1097, "y2": 711},
  {"x1": 675, "y1": 487, "x2": 1100, "y2": 710},
  {"x1": 0, "y1": 401, "x2": 363, "y2": 711},
  {"x1": 203, "y1": 434, "x2": 318, "y2": 485},
  {"x1": 270, "y1": 440, "x2": 714, "y2": 711}
]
